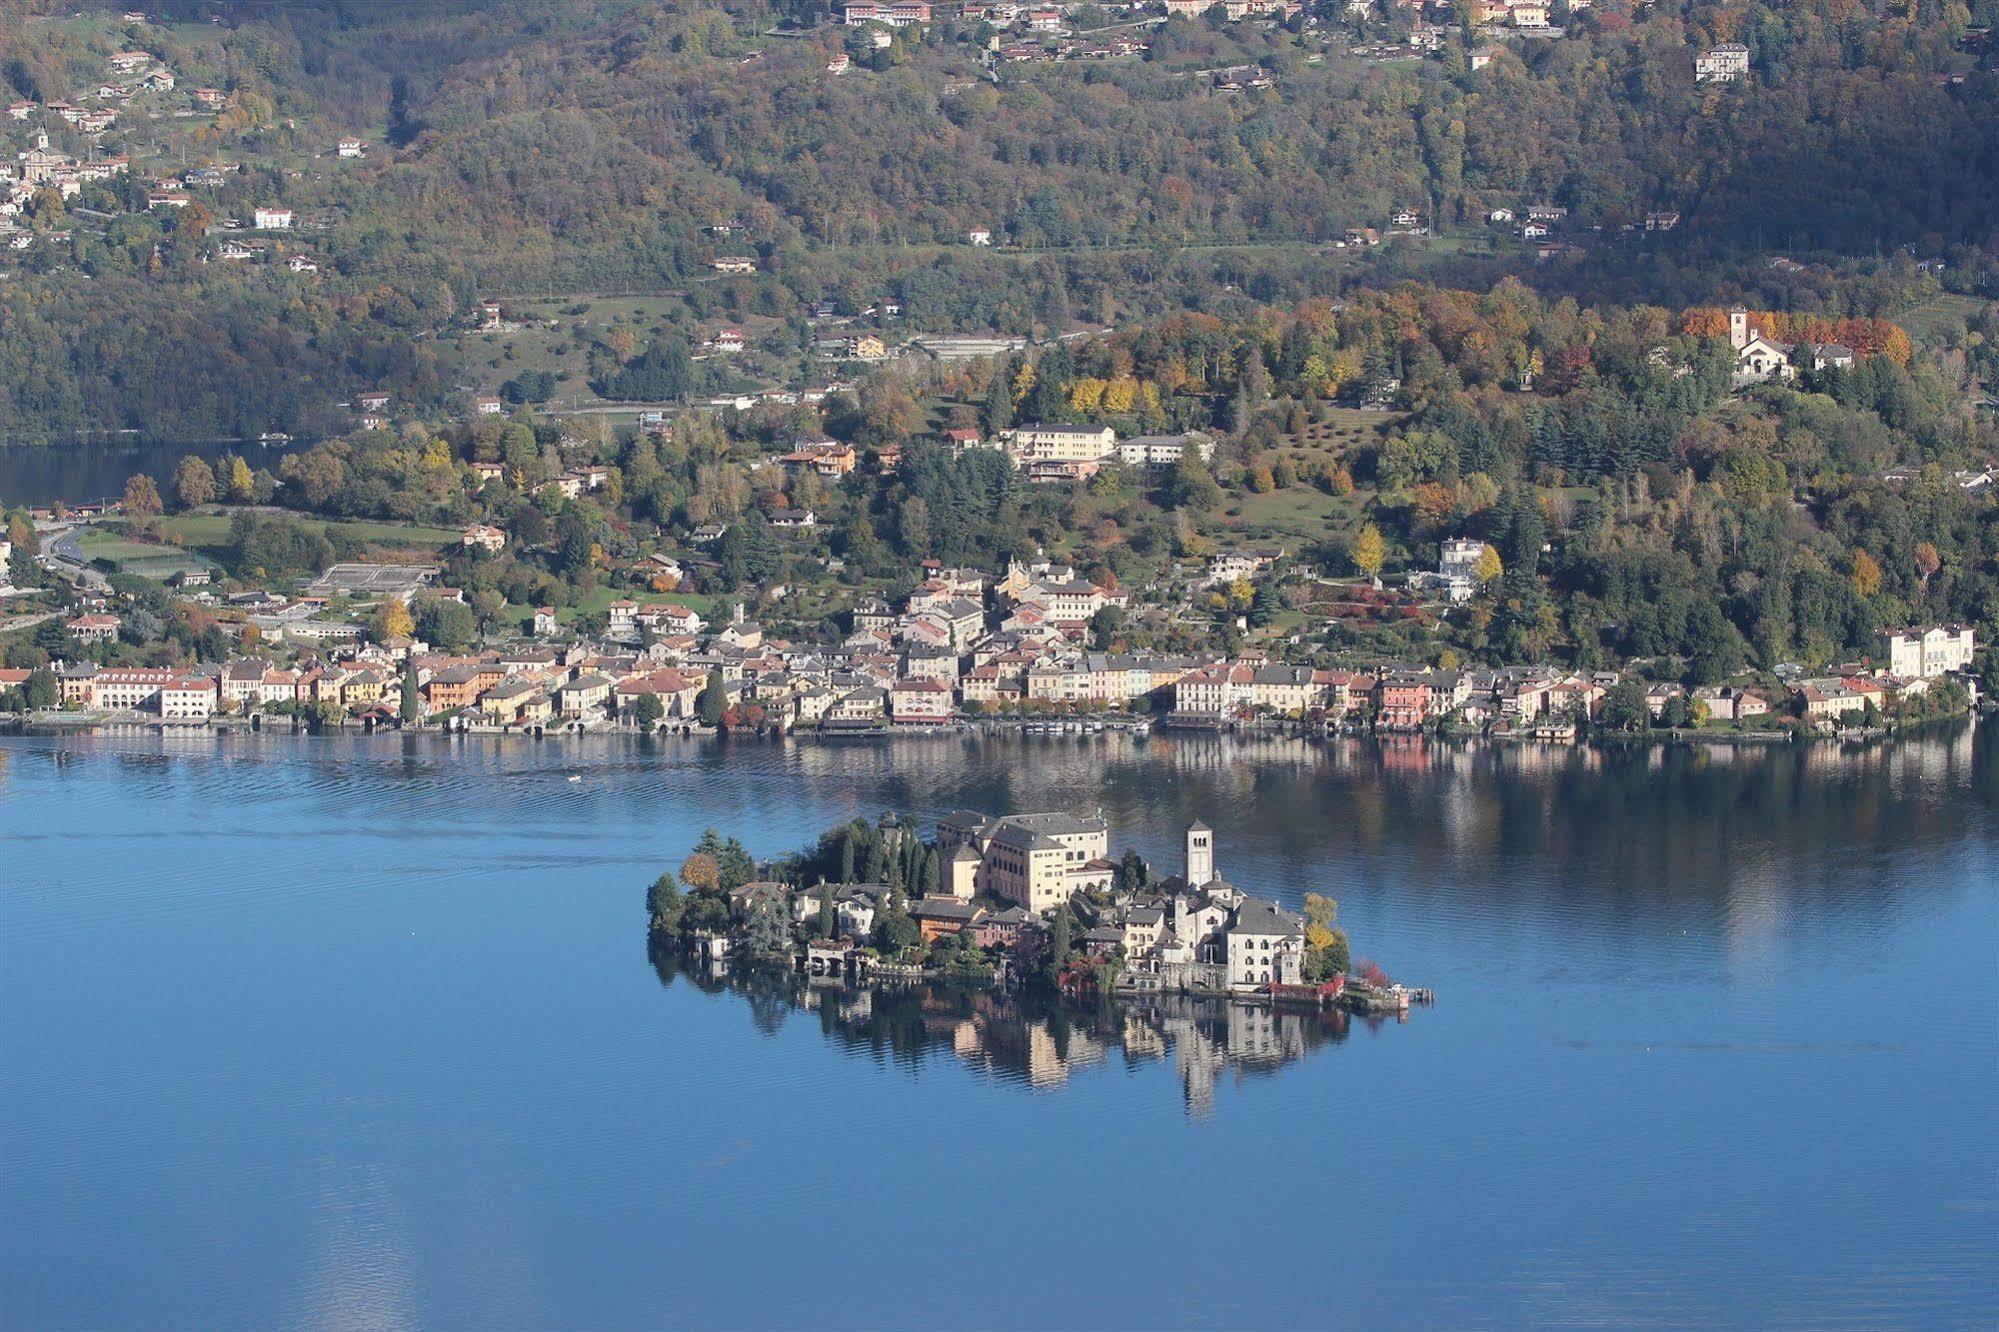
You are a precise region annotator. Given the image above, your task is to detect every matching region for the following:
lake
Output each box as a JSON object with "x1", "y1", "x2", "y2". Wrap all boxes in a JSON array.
[
  {"x1": 1, "y1": 727, "x2": 1994, "y2": 1328},
  {"x1": 0, "y1": 439, "x2": 308, "y2": 507}
]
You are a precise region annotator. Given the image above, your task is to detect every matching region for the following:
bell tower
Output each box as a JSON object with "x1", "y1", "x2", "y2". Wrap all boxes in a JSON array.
[
  {"x1": 1729, "y1": 306, "x2": 1749, "y2": 351},
  {"x1": 1185, "y1": 820, "x2": 1214, "y2": 888}
]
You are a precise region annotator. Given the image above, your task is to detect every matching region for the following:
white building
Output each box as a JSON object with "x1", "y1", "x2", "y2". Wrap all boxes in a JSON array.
[
  {"x1": 1001, "y1": 422, "x2": 1116, "y2": 464},
  {"x1": 1878, "y1": 626, "x2": 1975, "y2": 679},
  {"x1": 252, "y1": 206, "x2": 293, "y2": 230},
  {"x1": 1729, "y1": 307, "x2": 1794, "y2": 384},
  {"x1": 1695, "y1": 43, "x2": 1750, "y2": 82}
]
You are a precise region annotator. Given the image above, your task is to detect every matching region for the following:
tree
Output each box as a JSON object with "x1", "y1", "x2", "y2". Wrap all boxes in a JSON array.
[
  {"x1": 1850, "y1": 548, "x2": 1883, "y2": 599},
  {"x1": 1913, "y1": 541, "x2": 1941, "y2": 595},
  {"x1": 1352, "y1": 524, "x2": 1386, "y2": 582},
  {"x1": 414, "y1": 596, "x2": 476, "y2": 651},
  {"x1": 1601, "y1": 678, "x2": 1650, "y2": 732},
  {"x1": 225, "y1": 456, "x2": 255, "y2": 502},
  {"x1": 371, "y1": 598, "x2": 414, "y2": 641},
  {"x1": 171, "y1": 455, "x2": 215, "y2": 510},
  {"x1": 679, "y1": 852, "x2": 721, "y2": 894},
  {"x1": 647, "y1": 869, "x2": 683, "y2": 931},
  {"x1": 1302, "y1": 893, "x2": 1348, "y2": 981},
  {"x1": 696, "y1": 670, "x2": 728, "y2": 727},
  {"x1": 1042, "y1": 908, "x2": 1073, "y2": 983},
  {"x1": 1472, "y1": 543, "x2": 1503, "y2": 586},
  {"x1": 399, "y1": 662, "x2": 422, "y2": 724},
  {"x1": 21, "y1": 667, "x2": 57, "y2": 711},
  {"x1": 632, "y1": 692, "x2": 664, "y2": 730},
  {"x1": 123, "y1": 473, "x2": 162, "y2": 522}
]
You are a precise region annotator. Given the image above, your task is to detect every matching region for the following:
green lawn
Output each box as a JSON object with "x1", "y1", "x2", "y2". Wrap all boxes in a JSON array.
[
  {"x1": 76, "y1": 531, "x2": 212, "y2": 578},
  {"x1": 150, "y1": 512, "x2": 461, "y2": 550}
]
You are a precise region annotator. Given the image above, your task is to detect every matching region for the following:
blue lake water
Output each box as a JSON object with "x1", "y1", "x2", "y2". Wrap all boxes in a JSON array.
[{"x1": 2, "y1": 727, "x2": 1995, "y2": 1328}]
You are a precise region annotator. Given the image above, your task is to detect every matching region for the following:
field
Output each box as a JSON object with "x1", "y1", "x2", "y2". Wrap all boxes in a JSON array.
[
  {"x1": 75, "y1": 531, "x2": 212, "y2": 579},
  {"x1": 82, "y1": 511, "x2": 462, "y2": 581},
  {"x1": 1896, "y1": 293, "x2": 1989, "y2": 347}
]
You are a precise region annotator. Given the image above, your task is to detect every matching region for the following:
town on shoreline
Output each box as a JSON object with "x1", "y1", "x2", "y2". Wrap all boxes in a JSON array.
[
  {"x1": 649, "y1": 809, "x2": 1427, "y2": 1015},
  {"x1": 0, "y1": 516, "x2": 1983, "y2": 742}
]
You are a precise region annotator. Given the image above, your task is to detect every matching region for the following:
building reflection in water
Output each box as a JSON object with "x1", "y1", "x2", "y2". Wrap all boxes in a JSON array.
[{"x1": 651, "y1": 950, "x2": 1364, "y2": 1119}]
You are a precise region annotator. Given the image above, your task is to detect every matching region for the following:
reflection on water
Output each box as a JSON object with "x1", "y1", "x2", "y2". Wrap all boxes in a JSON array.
[{"x1": 653, "y1": 952, "x2": 1379, "y2": 1119}]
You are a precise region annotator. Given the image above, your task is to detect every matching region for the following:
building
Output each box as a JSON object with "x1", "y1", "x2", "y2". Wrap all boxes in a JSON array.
[
  {"x1": 1002, "y1": 422, "x2": 1116, "y2": 464},
  {"x1": 1695, "y1": 42, "x2": 1750, "y2": 82},
  {"x1": 252, "y1": 206, "x2": 294, "y2": 230},
  {"x1": 1729, "y1": 308, "x2": 1793, "y2": 384},
  {"x1": 1878, "y1": 626, "x2": 1975, "y2": 679},
  {"x1": 67, "y1": 613, "x2": 121, "y2": 643},
  {"x1": 1225, "y1": 898, "x2": 1306, "y2": 991},
  {"x1": 890, "y1": 678, "x2": 954, "y2": 725},
  {"x1": 937, "y1": 810, "x2": 1112, "y2": 914},
  {"x1": 460, "y1": 523, "x2": 507, "y2": 552},
  {"x1": 337, "y1": 137, "x2": 365, "y2": 158}
]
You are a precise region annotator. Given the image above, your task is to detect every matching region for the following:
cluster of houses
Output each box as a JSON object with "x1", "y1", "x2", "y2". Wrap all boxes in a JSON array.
[{"x1": 732, "y1": 812, "x2": 1316, "y2": 1000}]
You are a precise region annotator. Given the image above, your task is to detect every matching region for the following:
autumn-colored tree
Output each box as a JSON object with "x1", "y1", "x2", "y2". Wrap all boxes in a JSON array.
[
  {"x1": 1850, "y1": 548, "x2": 1883, "y2": 599},
  {"x1": 679, "y1": 851, "x2": 720, "y2": 894},
  {"x1": 123, "y1": 473, "x2": 162, "y2": 522},
  {"x1": 1352, "y1": 524, "x2": 1386, "y2": 582},
  {"x1": 372, "y1": 598, "x2": 414, "y2": 640},
  {"x1": 1913, "y1": 541, "x2": 1941, "y2": 593},
  {"x1": 1473, "y1": 544, "x2": 1504, "y2": 585},
  {"x1": 171, "y1": 455, "x2": 216, "y2": 510},
  {"x1": 225, "y1": 456, "x2": 255, "y2": 502}
]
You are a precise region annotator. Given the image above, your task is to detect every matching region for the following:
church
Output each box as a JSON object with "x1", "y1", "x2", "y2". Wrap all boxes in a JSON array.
[{"x1": 1729, "y1": 306, "x2": 1795, "y2": 384}]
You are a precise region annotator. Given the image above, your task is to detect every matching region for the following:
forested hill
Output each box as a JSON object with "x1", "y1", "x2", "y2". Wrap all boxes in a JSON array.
[{"x1": 0, "y1": 0, "x2": 1993, "y2": 441}]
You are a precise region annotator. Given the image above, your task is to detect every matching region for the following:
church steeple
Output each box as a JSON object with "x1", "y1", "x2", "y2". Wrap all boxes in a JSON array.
[{"x1": 1185, "y1": 820, "x2": 1213, "y2": 888}]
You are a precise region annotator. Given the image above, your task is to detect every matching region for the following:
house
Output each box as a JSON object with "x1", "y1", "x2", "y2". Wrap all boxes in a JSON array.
[
  {"x1": 1643, "y1": 209, "x2": 1681, "y2": 231},
  {"x1": 159, "y1": 675, "x2": 217, "y2": 720},
  {"x1": 1470, "y1": 45, "x2": 1501, "y2": 70},
  {"x1": 337, "y1": 137, "x2": 365, "y2": 158},
  {"x1": 779, "y1": 440, "x2": 857, "y2": 477},
  {"x1": 710, "y1": 328, "x2": 746, "y2": 353},
  {"x1": 1800, "y1": 342, "x2": 1854, "y2": 372},
  {"x1": 461, "y1": 524, "x2": 507, "y2": 552},
  {"x1": 1692, "y1": 685, "x2": 1769, "y2": 724},
  {"x1": 357, "y1": 391, "x2": 391, "y2": 412},
  {"x1": 967, "y1": 227, "x2": 992, "y2": 246},
  {"x1": 67, "y1": 613, "x2": 121, "y2": 643},
  {"x1": 286, "y1": 255, "x2": 319, "y2": 274},
  {"x1": 252, "y1": 206, "x2": 293, "y2": 230},
  {"x1": 767, "y1": 508, "x2": 817, "y2": 529},
  {"x1": 532, "y1": 606, "x2": 559, "y2": 637},
  {"x1": 108, "y1": 51, "x2": 152, "y2": 72},
  {"x1": 556, "y1": 672, "x2": 616, "y2": 717},
  {"x1": 1225, "y1": 898, "x2": 1306, "y2": 991},
  {"x1": 711, "y1": 256, "x2": 758, "y2": 274},
  {"x1": 827, "y1": 53, "x2": 851, "y2": 73},
  {"x1": 473, "y1": 396, "x2": 504, "y2": 415},
  {"x1": 1509, "y1": 2, "x2": 1549, "y2": 27},
  {"x1": 607, "y1": 600, "x2": 640, "y2": 640},
  {"x1": 1695, "y1": 42, "x2": 1750, "y2": 82},
  {"x1": 1878, "y1": 626, "x2": 1975, "y2": 679},
  {"x1": 890, "y1": 678, "x2": 954, "y2": 725}
]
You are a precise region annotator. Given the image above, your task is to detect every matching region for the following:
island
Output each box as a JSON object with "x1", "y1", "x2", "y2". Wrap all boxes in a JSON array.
[{"x1": 646, "y1": 809, "x2": 1427, "y2": 1016}]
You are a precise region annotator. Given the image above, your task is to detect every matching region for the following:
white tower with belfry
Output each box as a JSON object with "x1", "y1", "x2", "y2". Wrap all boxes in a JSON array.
[{"x1": 1185, "y1": 820, "x2": 1214, "y2": 888}]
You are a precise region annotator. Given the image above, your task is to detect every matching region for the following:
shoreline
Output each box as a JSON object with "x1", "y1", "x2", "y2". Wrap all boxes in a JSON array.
[{"x1": 2, "y1": 709, "x2": 1977, "y2": 750}]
